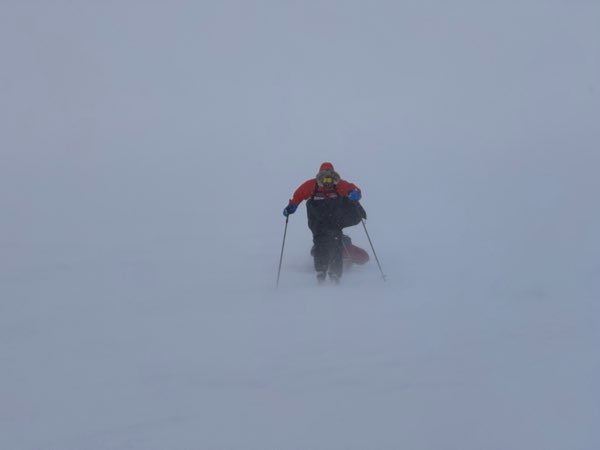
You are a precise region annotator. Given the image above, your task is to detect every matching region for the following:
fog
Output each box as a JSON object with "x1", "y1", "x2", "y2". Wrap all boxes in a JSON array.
[{"x1": 1, "y1": 1, "x2": 599, "y2": 449}]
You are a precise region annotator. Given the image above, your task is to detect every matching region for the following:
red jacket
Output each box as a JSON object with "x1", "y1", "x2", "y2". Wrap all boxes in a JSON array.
[{"x1": 291, "y1": 178, "x2": 360, "y2": 205}]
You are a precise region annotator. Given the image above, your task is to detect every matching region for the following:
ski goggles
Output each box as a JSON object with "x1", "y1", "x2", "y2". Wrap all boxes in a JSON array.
[{"x1": 317, "y1": 169, "x2": 340, "y2": 186}]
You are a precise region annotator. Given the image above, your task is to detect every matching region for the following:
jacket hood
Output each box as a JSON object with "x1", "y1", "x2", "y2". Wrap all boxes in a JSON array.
[
  {"x1": 316, "y1": 162, "x2": 340, "y2": 187},
  {"x1": 319, "y1": 162, "x2": 334, "y2": 172}
]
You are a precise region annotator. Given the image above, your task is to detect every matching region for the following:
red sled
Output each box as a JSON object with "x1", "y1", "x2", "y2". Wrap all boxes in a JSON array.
[
  {"x1": 310, "y1": 235, "x2": 370, "y2": 265},
  {"x1": 343, "y1": 243, "x2": 370, "y2": 265}
]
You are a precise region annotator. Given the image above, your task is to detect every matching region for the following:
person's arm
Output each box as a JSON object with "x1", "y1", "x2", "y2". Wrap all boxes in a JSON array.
[
  {"x1": 283, "y1": 179, "x2": 316, "y2": 216},
  {"x1": 291, "y1": 179, "x2": 317, "y2": 205},
  {"x1": 337, "y1": 180, "x2": 362, "y2": 200}
]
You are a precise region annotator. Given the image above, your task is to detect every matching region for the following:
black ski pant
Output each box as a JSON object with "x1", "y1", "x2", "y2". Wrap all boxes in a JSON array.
[
  {"x1": 311, "y1": 228, "x2": 343, "y2": 277},
  {"x1": 306, "y1": 196, "x2": 366, "y2": 277}
]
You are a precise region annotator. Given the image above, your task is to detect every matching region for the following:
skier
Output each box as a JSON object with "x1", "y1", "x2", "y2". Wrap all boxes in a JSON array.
[{"x1": 283, "y1": 162, "x2": 367, "y2": 283}]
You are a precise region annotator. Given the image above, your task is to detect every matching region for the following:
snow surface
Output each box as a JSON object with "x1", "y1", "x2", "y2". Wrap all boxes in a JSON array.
[{"x1": 1, "y1": 1, "x2": 599, "y2": 449}]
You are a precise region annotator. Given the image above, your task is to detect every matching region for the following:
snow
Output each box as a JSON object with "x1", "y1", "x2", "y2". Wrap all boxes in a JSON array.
[{"x1": 1, "y1": 1, "x2": 599, "y2": 449}]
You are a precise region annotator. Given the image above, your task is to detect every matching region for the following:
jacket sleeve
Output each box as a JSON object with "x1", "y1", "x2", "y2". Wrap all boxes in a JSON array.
[
  {"x1": 291, "y1": 179, "x2": 317, "y2": 205},
  {"x1": 336, "y1": 180, "x2": 361, "y2": 197}
]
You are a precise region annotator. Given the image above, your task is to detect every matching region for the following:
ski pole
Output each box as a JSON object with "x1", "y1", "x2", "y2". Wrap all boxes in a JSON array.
[
  {"x1": 361, "y1": 219, "x2": 386, "y2": 281},
  {"x1": 276, "y1": 215, "x2": 289, "y2": 288}
]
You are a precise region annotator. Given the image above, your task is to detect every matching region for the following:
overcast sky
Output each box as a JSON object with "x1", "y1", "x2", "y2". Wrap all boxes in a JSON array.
[{"x1": 1, "y1": 1, "x2": 598, "y2": 295}]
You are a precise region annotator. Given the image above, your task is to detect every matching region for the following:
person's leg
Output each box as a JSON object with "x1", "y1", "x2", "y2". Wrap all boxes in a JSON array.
[
  {"x1": 327, "y1": 230, "x2": 344, "y2": 281},
  {"x1": 312, "y1": 231, "x2": 331, "y2": 280},
  {"x1": 308, "y1": 200, "x2": 345, "y2": 282},
  {"x1": 341, "y1": 234, "x2": 352, "y2": 247}
]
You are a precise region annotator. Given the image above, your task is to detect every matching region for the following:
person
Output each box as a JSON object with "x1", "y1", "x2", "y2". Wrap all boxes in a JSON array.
[{"x1": 283, "y1": 162, "x2": 366, "y2": 283}]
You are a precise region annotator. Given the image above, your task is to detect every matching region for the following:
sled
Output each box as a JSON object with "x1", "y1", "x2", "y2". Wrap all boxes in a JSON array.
[
  {"x1": 343, "y1": 243, "x2": 370, "y2": 265},
  {"x1": 309, "y1": 235, "x2": 369, "y2": 266}
]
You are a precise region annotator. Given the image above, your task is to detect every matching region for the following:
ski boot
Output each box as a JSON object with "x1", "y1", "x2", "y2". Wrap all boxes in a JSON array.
[{"x1": 328, "y1": 272, "x2": 341, "y2": 284}]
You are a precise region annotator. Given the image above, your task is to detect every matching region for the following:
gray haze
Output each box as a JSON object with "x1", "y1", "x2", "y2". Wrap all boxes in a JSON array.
[{"x1": 1, "y1": 1, "x2": 599, "y2": 449}]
